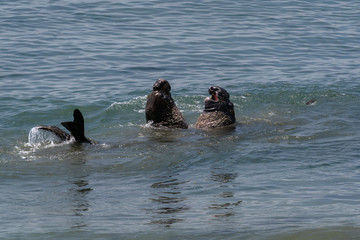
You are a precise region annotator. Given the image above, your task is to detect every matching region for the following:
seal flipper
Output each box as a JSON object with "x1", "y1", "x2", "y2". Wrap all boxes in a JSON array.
[
  {"x1": 37, "y1": 125, "x2": 71, "y2": 141},
  {"x1": 61, "y1": 109, "x2": 92, "y2": 143}
]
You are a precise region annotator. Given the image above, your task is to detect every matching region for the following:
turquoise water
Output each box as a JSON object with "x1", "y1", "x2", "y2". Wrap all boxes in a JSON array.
[{"x1": 1, "y1": 1, "x2": 360, "y2": 239}]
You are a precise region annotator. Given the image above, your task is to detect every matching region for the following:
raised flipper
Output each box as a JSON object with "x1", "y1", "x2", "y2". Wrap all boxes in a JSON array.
[
  {"x1": 61, "y1": 109, "x2": 93, "y2": 144},
  {"x1": 37, "y1": 125, "x2": 71, "y2": 141}
]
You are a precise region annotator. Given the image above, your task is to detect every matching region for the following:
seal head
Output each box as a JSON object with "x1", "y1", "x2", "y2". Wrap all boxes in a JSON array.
[
  {"x1": 195, "y1": 86, "x2": 235, "y2": 128},
  {"x1": 145, "y1": 79, "x2": 188, "y2": 129}
]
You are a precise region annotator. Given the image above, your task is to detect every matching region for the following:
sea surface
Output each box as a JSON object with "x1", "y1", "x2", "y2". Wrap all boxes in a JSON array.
[{"x1": 1, "y1": 0, "x2": 360, "y2": 239}]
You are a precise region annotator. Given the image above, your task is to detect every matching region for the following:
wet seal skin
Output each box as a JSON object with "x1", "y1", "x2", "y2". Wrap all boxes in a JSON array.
[
  {"x1": 195, "y1": 86, "x2": 236, "y2": 128},
  {"x1": 36, "y1": 109, "x2": 94, "y2": 144},
  {"x1": 145, "y1": 79, "x2": 188, "y2": 129},
  {"x1": 306, "y1": 99, "x2": 317, "y2": 105}
]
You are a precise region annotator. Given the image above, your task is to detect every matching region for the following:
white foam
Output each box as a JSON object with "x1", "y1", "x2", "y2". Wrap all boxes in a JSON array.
[
  {"x1": 28, "y1": 127, "x2": 65, "y2": 147},
  {"x1": 107, "y1": 96, "x2": 147, "y2": 110}
]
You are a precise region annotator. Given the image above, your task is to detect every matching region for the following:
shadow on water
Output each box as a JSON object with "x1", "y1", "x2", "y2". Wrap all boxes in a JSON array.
[
  {"x1": 208, "y1": 169, "x2": 242, "y2": 219},
  {"x1": 70, "y1": 179, "x2": 92, "y2": 217},
  {"x1": 28, "y1": 142, "x2": 93, "y2": 230},
  {"x1": 16, "y1": 139, "x2": 94, "y2": 231},
  {"x1": 60, "y1": 144, "x2": 93, "y2": 230},
  {"x1": 145, "y1": 175, "x2": 190, "y2": 228}
]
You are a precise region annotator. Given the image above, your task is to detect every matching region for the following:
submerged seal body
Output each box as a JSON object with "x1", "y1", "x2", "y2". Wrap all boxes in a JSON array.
[
  {"x1": 195, "y1": 86, "x2": 235, "y2": 128},
  {"x1": 36, "y1": 109, "x2": 94, "y2": 144},
  {"x1": 145, "y1": 79, "x2": 188, "y2": 129}
]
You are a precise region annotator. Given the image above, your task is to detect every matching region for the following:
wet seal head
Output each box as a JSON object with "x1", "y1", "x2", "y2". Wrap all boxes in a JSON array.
[
  {"x1": 195, "y1": 86, "x2": 236, "y2": 128},
  {"x1": 145, "y1": 79, "x2": 188, "y2": 129},
  {"x1": 152, "y1": 78, "x2": 171, "y2": 94},
  {"x1": 204, "y1": 86, "x2": 231, "y2": 112}
]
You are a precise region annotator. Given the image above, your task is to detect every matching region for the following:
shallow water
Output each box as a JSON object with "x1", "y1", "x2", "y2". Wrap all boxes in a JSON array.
[{"x1": 1, "y1": 0, "x2": 360, "y2": 239}]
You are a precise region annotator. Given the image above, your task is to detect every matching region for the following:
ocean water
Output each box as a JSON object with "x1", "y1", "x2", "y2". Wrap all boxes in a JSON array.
[{"x1": 1, "y1": 0, "x2": 360, "y2": 239}]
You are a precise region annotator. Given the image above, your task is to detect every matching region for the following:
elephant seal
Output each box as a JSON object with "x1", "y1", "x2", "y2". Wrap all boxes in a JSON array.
[
  {"x1": 195, "y1": 86, "x2": 236, "y2": 128},
  {"x1": 145, "y1": 79, "x2": 188, "y2": 129},
  {"x1": 36, "y1": 109, "x2": 94, "y2": 144}
]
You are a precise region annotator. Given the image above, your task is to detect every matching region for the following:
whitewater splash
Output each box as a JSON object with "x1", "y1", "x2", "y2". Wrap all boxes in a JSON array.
[
  {"x1": 28, "y1": 126, "x2": 66, "y2": 147},
  {"x1": 15, "y1": 127, "x2": 71, "y2": 160}
]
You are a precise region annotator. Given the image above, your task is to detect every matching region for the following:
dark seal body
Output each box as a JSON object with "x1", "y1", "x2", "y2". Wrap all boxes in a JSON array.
[
  {"x1": 36, "y1": 109, "x2": 94, "y2": 144},
  {"x1": 195, "y1": 86, "x2": 235, "y2": 128},
  {"x1": 145, "y1": 79, "x2": 188, "y2": 129}
]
